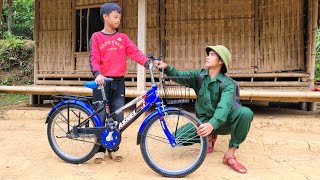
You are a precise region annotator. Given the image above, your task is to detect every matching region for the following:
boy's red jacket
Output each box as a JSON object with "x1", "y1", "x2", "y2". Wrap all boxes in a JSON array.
[{"x1": 89, "y1": 31, "x2": 148, "y2": 77}]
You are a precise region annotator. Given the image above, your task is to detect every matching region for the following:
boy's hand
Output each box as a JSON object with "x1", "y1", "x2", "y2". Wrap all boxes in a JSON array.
[
  {"x1": 95, "y1": 74, "x2": 106, "y2": 85},
  {"x1": 156, "y1": 61, "x2": 168, "y2": 69},
  {"x1": 196, "y1": 123, "x2": 214, "y2": 137}
]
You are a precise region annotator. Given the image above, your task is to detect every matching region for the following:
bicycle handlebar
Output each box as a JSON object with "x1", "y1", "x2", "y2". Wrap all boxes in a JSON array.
[
  {"x1": 84, "y1": 54, "x2": 161, "y2": 89},
  {"x1": 147, "y1": 54, "x2": 160, "y2": 61}
]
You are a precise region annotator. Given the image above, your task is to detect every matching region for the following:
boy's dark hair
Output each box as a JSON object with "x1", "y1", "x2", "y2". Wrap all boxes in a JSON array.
[{"x1": 100, "y1": 3, "x2": 122, "y2": 20}]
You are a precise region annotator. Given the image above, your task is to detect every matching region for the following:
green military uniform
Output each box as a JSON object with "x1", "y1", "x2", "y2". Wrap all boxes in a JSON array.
[{"x1": 164, "y1": 66, "x2": 253, "y2": 148}]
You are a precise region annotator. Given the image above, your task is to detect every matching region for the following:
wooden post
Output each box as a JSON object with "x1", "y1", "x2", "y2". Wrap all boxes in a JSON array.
[
  {"x1": 34, "y1": 0, "x2": 40, "y2": 84},
  {"x1": 30, "y1": 0, "x2": 40, "y2": 105},
  {"x1": 306, "y1": 0, "x2": 318, "y2": 111},
  {"x1": 71, "y1": 0, "x2": 76, "y2": 73},
  {"x1": 137, "y1": 0, "x2": 146, "y2": 92}
]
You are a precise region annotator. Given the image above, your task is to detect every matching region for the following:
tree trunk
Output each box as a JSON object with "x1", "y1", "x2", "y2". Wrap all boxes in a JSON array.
[
  {"x1": 0, "y1": 0, "x2": 3, "y2": 33},
  {"x1": 7, "y1": 0, "x2": 13, "y2": 34}
]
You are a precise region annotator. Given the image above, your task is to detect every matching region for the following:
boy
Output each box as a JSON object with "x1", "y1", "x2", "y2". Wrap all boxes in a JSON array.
[
  {"x1": 157, "y1": 45, "x2": 254, "y2": 173},
  {"x1": 89, "y1": 2, "x2": 150, "y2": 164}
]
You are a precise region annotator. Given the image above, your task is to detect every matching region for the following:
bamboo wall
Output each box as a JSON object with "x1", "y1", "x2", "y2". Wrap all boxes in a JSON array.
[
  {"x1": 35, "y1": 0, "x2": 313, "y2": 87},
  {"x1": 257, "y1": 0, "x2": 305, "y2": 72},
  {"x1": 165, "y1": 0, "x2": 255, "y2": 73},
  {"x1": 38, "y1": 0, "x2": 73, "y2": 75}
]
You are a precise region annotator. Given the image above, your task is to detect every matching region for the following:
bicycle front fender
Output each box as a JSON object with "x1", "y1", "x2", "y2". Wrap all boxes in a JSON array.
[
  {"x1": 136, "y1": 107, "x2": 180, "y2": 145},
  {"x1": 45, "y1": 100, "x2": 102, "y2": 127}
]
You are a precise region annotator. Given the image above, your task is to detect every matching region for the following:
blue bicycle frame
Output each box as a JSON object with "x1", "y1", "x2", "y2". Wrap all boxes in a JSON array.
[{"x1": 46, "y1": 64, "x2": 178, "y2": 147}]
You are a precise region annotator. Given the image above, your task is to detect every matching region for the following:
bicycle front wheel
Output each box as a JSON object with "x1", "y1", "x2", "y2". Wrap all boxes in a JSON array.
[
  {"x1": 47, "y1": 104, "x2": 100, "y2": 164},
  {"x1": 140, "y1": 110, "x2": 207, "y2": 177}
]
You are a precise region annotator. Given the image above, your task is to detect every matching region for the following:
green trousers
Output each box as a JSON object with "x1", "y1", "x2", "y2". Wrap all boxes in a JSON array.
[{"x1": 174, "y1": 106, "x2": 253, "y2": 148}]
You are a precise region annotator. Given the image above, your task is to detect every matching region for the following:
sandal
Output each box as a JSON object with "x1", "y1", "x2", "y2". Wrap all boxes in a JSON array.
[
  {"x1": 207, "y1": 134, "x2": 218, "y2": 154},
  {"x1": 94, "y1": 152, "x2": 104, "y2": 164},
  {"x1": 223, "y1": 156, "x2": 247, "y2": 174},
  {"x1": 108, "y1": 151, "x2": 123, "y2": 162}
]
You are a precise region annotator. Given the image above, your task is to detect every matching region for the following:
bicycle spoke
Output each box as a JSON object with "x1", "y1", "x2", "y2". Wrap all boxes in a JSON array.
[
  {"x1": 53, "y1": 120, "x2": 68, "y2": 134},
  {"x1": 141, "y1": 112, "x2": 207, "y2": 177},
  {"x1": 48, "y1": 105, "x2": 99, "y2": 163},
  {"x1": 146, "y1": 134, "x2": 170, "y2": 144}
]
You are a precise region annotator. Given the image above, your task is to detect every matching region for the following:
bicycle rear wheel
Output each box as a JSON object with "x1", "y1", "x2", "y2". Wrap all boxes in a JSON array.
[
  {"x1": 47, "y1": 104, "x2": 100, "y2": 164},
  {"x1": 140, "y1": 110, "x2": 207, "y2": 177}
]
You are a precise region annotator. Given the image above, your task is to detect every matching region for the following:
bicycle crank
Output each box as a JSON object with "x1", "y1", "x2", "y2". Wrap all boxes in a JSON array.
[{"x1": 99, "y1": 128, "x2": 121, "y2": 150}]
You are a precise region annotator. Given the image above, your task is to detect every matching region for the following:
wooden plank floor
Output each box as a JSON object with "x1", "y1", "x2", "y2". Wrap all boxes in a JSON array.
[{"x1": 1, "y1": 85, "x2": 320, "y2": 102}]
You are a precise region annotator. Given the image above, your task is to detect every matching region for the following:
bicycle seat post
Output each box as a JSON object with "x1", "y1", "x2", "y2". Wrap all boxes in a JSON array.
[{"x1": 99, "y1": 84, "x2": 110, "y2": 114}]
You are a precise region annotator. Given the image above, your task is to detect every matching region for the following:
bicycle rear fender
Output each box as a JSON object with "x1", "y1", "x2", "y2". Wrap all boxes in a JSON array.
[
  {"x1": 136, "y1": 107, "x2": 180, "y2": 145},
  {"x1": 45, "y1": 100, "x2": 102, "y2": 127}
]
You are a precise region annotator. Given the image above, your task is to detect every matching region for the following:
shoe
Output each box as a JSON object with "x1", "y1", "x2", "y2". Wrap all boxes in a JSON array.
[
  {"x1": 311, "y1": 85, "x2": 320, "y2": 91},
  {"x1": 223, "y1": 155, "x2": 247, "y2": 174},
  {"x1": 108, "y1": 151, "x2": 123, "y2": 162},
  {"x1": 94, "y1": 152, "x2": 104, "y2": 164},
  {"x1": 207, "y1": 134, "x2": 217, "y2": 154}
]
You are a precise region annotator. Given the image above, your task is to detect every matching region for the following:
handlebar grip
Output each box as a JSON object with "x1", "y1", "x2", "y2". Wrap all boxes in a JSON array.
[
  {"x1": 84, "y1": 78, "x2": 114, "y2": 89},
  {"x1": 84, "y1": 81, "x2": 99, "y2": 89}
]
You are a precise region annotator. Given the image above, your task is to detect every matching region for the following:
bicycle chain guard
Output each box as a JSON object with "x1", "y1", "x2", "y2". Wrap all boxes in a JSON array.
[{"x1": 99, "y1": 128, "x2": 121, "y2": 150}]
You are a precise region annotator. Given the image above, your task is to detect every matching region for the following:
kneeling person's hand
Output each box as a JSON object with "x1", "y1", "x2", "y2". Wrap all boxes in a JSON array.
[{"x1": 196, "y1": 123, "x2": 214, "y2": 137}]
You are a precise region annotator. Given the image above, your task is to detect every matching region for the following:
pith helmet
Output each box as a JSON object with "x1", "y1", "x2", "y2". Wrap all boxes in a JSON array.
[{"x1": 206, "y1": 45, "x2": 231, "y2": 72}]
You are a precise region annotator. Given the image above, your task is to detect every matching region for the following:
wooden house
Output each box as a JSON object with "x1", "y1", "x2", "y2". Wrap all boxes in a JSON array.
[
  {"x1": 0, "y1": 0, "x2": 319, "y2": 110},
  {"x1": 32, "y1": 0, "x2": 318, "y2": 88}
]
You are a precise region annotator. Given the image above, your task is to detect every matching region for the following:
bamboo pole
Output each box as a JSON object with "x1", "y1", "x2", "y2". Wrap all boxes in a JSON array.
[
  {"x1": 79, "y1": 9, "x2": 82, "y2": 52},
  {"x1": 86, "y1": 8, "x2": 90, "y2": 51},
  {"x1": 160, "y1": 0, "x2": 165, "y2": 58},
  {"x1": 34, "y1": 79, "x2": 309, "y2": 88},
  {"x1": 37, "y1": 74, "x2": 93, "y2": 78},
  {"x1": 2, "y1": 85, "x2": 320, "y2": 102},
  {"x1": 237, "y1": 81, "x2": 309, "y2": 87},
  {"x1": 35, "y1": 72, "x2": 309, "y2": 79}
]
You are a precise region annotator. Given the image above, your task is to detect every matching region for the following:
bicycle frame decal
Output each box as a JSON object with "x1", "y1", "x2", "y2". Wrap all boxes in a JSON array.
[{"x1": 118, "y1": 87, "x2": 159, "y2": 131}]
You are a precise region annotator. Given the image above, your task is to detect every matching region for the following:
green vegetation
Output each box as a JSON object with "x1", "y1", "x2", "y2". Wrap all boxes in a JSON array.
[
  {"x1": 0, "y1": 33, "x2": 34, "y2": 85},
  {"x1": 0, "y1": 93, "x2": 28, "y2": 106},
  {"x1": 0, "y1": 0, "x2": 35, "y2": 86},
  {"x1": 0, "y1": 32, "x2": 34, "y2": 71},
  {"x1": 1, "y1": 0, "x2": 34, "y2": 39}
]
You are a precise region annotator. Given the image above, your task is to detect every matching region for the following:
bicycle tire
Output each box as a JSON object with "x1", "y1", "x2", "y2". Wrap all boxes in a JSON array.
[
  {"x1": 47, "y1": 104, "x2": 100, "y2": 164},
  {"x1": 140, "y1": 110, "x2": 207, "y2": 177}
]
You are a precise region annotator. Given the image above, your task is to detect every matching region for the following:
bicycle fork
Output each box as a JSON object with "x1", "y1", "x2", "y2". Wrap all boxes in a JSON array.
[{"x1": 155, "y1": 103, "x2": 177, "y2": 147}]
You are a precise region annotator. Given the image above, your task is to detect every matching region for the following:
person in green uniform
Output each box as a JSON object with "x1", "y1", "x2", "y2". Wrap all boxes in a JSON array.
[{"x1": 156, "y1": 45, "x2": 253, "y2": 174}]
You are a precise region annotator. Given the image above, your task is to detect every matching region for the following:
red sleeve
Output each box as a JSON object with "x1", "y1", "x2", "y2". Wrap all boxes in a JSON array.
[
  {"x1": 124, "y1": 34, "x2": 148, "y2": 66},
  {"x1": 89, "y1": 33, "x2": 101, "y2": 77}
]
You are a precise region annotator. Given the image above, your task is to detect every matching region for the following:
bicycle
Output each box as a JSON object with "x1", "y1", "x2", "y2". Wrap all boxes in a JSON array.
[{"x1": 46, "y1": 55, "x2": 208, "y2": 177}]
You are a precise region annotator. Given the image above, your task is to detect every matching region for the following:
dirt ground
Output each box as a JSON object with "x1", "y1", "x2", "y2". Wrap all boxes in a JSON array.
[{"x1": 0, "y1": 103, "x2": 320, "y2": 180}]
